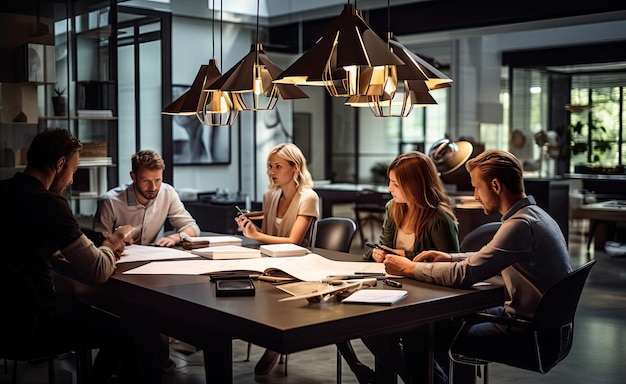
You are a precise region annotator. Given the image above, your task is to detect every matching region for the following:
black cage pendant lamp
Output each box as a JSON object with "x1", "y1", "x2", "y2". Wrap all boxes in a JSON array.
[
  {"x1": 210, "y1": 0, "x2": 308, "y2": 111},
  {"x1": 196, "y1": 0, "x2": 240, "y2": 126},
  {"x1": 274, "y1": 1, "x2": 404, "y2": 98}
]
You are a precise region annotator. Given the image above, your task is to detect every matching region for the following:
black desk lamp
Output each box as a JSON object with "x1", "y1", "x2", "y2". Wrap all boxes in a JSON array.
[{"x1": 428, "y1": 139, "x2": 473, "y2": 175}]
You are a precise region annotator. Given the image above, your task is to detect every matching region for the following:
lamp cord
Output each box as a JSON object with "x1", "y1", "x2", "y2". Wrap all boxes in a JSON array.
[
  {"x1": 211, "y1": 0, "x2": 215, "y2": 59},
  {"x1": 220, "y1": 0, "x2": 223, "y2": 71},
  {"x1": 255, "y1": 0, "x2": 260, "y2": 65}
]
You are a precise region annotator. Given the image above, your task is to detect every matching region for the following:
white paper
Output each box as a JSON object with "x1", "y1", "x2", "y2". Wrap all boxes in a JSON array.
[
  {"x1": 117, "y1": 244, "x2": 197, "y2": 263},
  {"x1": 341, "y1": 289, "x2": 408, "y2": 305},
  {"x1": 191, "y1": 245, "x2": 261, "y2": 259},
  {"x1": 123, "y1": 253, "x2": 386, "y2": 281},
  {"x1": 187, "y1": 236, "x2": 242, "y2": 245},
  {"x1": 259, "y1": 243, "x2": 311, "y2": 257}
]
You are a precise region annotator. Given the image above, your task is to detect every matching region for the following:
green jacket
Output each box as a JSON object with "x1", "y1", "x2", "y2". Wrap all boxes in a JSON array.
[{"x1": 364, "y1": 200, "x2": 460, "y2": 261}]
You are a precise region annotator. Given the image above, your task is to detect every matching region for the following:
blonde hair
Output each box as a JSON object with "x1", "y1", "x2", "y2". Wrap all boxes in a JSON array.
[
  {"x1": 266, "y1": 143, "x2": 313, "y2": 190},
  {"x1": 131, "y1": 149, "x2": 165, "y2": 173},
  {"x1": 466, "y1": 149, "x2": 524, "y2": 194},
  {"x1": 388, "y1": 151, "x2": 457, "y2": 234}
]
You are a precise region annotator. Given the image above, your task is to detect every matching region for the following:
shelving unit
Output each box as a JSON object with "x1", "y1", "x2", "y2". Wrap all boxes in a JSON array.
[
  {"x1": 45, "y1": 0, "x2": 119, "y2": 215},
  {"x1": 0, "y1": 0, "x2": 118, "y2": 220}
]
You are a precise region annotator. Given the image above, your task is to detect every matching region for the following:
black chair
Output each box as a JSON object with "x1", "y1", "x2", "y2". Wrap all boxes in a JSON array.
[
  {"x1": 448, "y1": 259, "x2": 596, "y2": 384},
  {"x1": 353, "y1": 190, "x2": 389, "y2": 247},
  {"x1": 1, "y1": 264, "x2": 81, "y2": 384},
  {"x1": 314, "y1": 217, "x2": 357, "y2": 253},
  {"x1": 460, "y1": 222, "x2": 502, "y2": 252},
  {"x1": 312, "y1": 218, "x2": 364, "y2": 384}
]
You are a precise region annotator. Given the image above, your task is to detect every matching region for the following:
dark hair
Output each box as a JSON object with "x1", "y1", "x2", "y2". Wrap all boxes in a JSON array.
[
  {"x1": 465, "y1": 149, "x2": 524, "y2": 194},
  {"x1": 387, "y1": 151, "x2": 457, "y2": 234},
  {"x1": 26, "y1": 128, "x2": 82, "y2": 172},
  {"x1": 131, "y1": 149, "x2": 165, "y2": 173}
]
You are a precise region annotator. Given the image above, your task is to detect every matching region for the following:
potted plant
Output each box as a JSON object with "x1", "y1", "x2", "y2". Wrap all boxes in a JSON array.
[{"x1": 52, "y1": 87, "x2": 66, "y2": 116}]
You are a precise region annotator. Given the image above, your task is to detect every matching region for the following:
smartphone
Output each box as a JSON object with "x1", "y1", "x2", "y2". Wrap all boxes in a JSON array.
[{"x1": 365, "y1": 242, "x2": 400, "y2": 256}]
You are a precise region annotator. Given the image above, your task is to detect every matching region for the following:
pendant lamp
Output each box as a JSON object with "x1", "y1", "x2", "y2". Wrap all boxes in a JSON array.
[
  {"x1": 161, "y1": 63, "x2": 210, "y2": 115},
  {"x1": 274, "y1": 3, "x2": 404, "y2": 98},
  {"x1": 211, "y1": 0, "x2": 308, "y2": 111},
  {"x1": 346, "y1": 0, "x2": 450, "y2": 117},
  {"x1": 196, "y1": 0, "x2": 239, "y2": 126}
]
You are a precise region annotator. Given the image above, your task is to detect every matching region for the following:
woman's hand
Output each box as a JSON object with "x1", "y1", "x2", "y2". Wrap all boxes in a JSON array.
[{"x1": 235, "y1": 215, "x2": 260, "y2": 239}]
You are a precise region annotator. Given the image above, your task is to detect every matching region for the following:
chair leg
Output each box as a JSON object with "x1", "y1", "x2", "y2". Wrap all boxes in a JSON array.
[
  {"x1": 245, "y1": 342, "x2": 251, "y2": 362},
  {"x1": 449, "y1": 360, "x2": 489, "y2": 384}
]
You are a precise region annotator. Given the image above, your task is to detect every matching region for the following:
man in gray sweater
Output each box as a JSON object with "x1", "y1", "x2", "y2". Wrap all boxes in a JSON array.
[{"x1": 364, "y1": 149, "x2": 572, "y2": 384}]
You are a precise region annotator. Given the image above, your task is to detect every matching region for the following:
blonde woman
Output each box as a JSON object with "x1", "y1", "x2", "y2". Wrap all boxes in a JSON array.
[{"x1": 235, "y1": 143, "x2": 319, "y2": 375}]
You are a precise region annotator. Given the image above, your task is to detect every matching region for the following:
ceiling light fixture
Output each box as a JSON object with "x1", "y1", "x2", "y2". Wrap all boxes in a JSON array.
[
  {"x1": 274, "y1": 2, "x2": 404, "y2": 98},
  {"x1": 346, "y1": 0, "x2": 449, "y2": 117},
  {"x1": 210, "y1": 0, "x2": 308, "y2": 111},
  {"x1": 196, "y1": 0, "x2": 239, "y2": 126}
]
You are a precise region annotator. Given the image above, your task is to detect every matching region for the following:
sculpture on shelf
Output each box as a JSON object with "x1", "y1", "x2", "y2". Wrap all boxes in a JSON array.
[{"x1": 52, "y1": 87, "x2": 66, "y2": 116}]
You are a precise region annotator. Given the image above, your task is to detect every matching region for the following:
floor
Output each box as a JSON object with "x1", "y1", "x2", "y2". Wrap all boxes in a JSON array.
[{"x1": 3, "y1": 216, "x2": 625, "y2": 384}]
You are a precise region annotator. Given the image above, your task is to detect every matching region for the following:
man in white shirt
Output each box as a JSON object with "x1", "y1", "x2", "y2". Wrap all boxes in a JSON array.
[
  {"x1": 93, "y1": 149, "x2": 201, "y2": 372},
  {"x1": 94, "y1": 149, "x2": 200, "y2": 246}
]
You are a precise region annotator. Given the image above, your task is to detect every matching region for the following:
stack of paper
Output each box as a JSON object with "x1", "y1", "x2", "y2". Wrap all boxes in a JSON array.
[
  {"x1": 191, "y1": 245, "x2": 260, "y2": 260},
  {"x1": 342, "y1": 289, "x2": 408, "y2": 305},
  {"x1": 182, "y1": 236, "x2": 242, "y2": 250},
  {"x1": 259, "y1": 243, "x2": 311, "y2": 257}
]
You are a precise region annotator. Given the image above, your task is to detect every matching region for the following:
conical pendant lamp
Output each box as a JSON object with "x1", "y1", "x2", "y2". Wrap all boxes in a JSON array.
[
  {"x1": 161, "y1": 63, "x2": 210, "y2": 115},
  {"x1": 210, "y1": 43, "x2": 308, "y2": 111},
  {"x1": 274, "y1": 3, "x2": 404, "y2": 98},
  {"x1": 211, "y1": 0, "x2": 308, "y2": 111},
  {"x1": 196, "y1": 0, "x2": 239, "y2": 126}
]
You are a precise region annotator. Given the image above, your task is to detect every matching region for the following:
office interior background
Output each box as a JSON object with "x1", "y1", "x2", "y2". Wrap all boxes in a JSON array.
[{"x1": 1, "y1": 0, "x2": 626, "y2": 213}]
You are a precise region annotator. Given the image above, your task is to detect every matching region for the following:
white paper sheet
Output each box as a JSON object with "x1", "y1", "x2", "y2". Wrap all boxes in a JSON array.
[
  {"x1": 116, "y1": 244, "x2": 198, "y2": 263},
  {"x1": 122, "y1": 253, "x2": 387, "y2": 281}
]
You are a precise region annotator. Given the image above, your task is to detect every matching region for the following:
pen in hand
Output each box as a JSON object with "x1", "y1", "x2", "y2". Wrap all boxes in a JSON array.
[{"x1": 365, "y1": 242, "x2": 400, "y2": 256}]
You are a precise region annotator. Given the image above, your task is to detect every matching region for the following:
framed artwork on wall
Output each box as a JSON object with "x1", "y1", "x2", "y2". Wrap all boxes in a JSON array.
[{"x1": 171, "y1": 84, "x2": 231, "y2": 165}]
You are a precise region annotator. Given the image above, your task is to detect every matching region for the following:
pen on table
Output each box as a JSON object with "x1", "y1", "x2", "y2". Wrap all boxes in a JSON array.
[
  {"x1": 382, "y1": 279, "x2": 403, "y2": 288},
  {"x1": 353, "y1": 272, "x2": 386, "y2": 276}
]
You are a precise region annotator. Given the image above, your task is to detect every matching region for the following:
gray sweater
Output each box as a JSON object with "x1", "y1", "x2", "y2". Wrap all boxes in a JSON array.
[{"x1": 412, "y1": 196, "x2": 572, "y2": 319}]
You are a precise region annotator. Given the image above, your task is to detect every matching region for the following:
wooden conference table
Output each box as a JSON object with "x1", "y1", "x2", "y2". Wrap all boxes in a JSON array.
[{"x1": 56, "y1": 244, "x2": 504, "y2": 384}]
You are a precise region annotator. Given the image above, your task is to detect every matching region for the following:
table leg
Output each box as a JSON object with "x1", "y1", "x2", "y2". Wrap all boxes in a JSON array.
[
  {"x1": 374, "y1": 358, "x2": 398, "y2": 383},
  {"x1": 202, "y1": 337, "x2": 233, "y2": 383}
]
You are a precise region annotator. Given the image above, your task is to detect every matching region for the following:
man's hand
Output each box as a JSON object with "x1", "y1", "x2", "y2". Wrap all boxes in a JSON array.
[
  {"x1": 102, "y1": 225, "x2": 134, "y2": 259},
  {"x1": 383, "y1": 255, "x2": 417, "y2": 277},
  {"x1": 414, "y1": 250, "x2": 451, "y2": 262}
]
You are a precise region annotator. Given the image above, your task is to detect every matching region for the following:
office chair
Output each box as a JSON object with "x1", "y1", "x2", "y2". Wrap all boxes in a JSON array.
[
  {"x1": 311, "y1": 218, "x2": 365, "y2": 384},
  {"x1": 1, "y1": 264, "x2": 81, "y2": 384},
  {"x1": 314, "y1": 217, "x2": 357, "y2": 253},
  {"x1": 353, "y1": 190, "x2": 389, "y2": 247},
  {"x1": 460, "y1": 222, "x2": 502, "y2": 252},
  {"x1": 448, "y1": 259, "x2": 596, "y2": 384}
]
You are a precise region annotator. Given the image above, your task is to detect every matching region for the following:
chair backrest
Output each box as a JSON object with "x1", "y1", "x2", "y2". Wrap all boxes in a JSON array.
[
  {"x1": 1, "y1": 264, "x2": 39, "y2": 358},
  {"x1": 534, "y1": 259, "x2": 596, "y2": 329},
  {"x1": 460, "y1": 221, "x2": 502, "y2": 252},
  {"x1": 314, "y1": 217, "x2": 357, "y2": 253}
]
